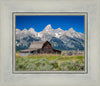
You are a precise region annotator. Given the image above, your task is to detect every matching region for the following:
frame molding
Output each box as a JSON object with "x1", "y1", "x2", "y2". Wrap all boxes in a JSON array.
[{"x1": 12, "y1": 12, "x2": 88, "y2": 74}]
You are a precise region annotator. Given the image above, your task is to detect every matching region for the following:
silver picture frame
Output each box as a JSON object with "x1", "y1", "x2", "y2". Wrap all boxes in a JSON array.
[{"x1": 0, "y1": 0, "x2": 100, "y2": 86}]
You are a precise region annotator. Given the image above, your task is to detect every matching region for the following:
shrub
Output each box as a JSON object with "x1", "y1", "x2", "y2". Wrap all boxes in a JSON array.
[
  {"x1": 58, "y1": 62, "x2": 68, "y2": 71},
  {"x1": 50, "y1": 59, "x2": 58, "y2": 69},
  {"x1": 67, "y1": 51, "x2": 73, "y2": 56},
  {"x1": 57, "y1": 60, "x2": 84, "y2": 71},
  {"x1": 66, "y1": 60, "x2": 85, "y2": 71}
]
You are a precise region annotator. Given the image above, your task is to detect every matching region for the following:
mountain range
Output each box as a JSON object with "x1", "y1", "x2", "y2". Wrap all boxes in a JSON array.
[{"x1": 16, "y1": 24, "x2": 84, "y2": 51}]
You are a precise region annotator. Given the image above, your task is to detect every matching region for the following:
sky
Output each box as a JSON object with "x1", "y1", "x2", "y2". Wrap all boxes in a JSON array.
[{"x1": 16, "y1": 15, "x2": 84, "y2": 33}]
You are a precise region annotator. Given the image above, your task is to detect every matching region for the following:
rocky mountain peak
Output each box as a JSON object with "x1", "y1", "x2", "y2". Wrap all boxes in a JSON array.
[
  {"x1": 56, "y1": 28, "x2": 62, "y2": 30},
  {"x1": 21, "y1": 28, "x2": 29, "y2": 34},
  {"x1": 23, "y1": 28, "x2": 28, "y2": 31},
  {"x1": 56, "y1": 28, "x2": 64, "y2": 32},
  {"x1": 29, "y1": 28, "x2": 36, "y2": 33},
  {"x1": 29, "y1": 28, "x2": 35, "y2": 31},
  {"x1": 68, "y1": 28, "x2": 75, "y2": 32},
  {"x1": 43, "y1": 24, "x2": 53, "y2": 31},
  {"x1": 16, "y1": 29, "x2": 21, "y2": 31},
  {"x1": 16, "y1": 29, "x2": 21, "y2": 34},
  {"x1": 16, "y1": 29, "x2": 21, "y2": 32},
  {"x1": 47, "y1": 24, "x2": 52, "y2": 27}
]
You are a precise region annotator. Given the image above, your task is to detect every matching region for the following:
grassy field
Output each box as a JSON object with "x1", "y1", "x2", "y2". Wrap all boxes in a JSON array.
[{"x1": 16, "y1": 53, "x2": 85, "y2": 71}]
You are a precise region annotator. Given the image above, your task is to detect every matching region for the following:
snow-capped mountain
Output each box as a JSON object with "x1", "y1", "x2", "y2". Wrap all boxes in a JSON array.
[
  {"x1": 54, "y1": 28, "x2": 64, "y2": 38},
  {"x1": 64, "y1": 28, "x2": 84, "y2": 39},
  {"x1": 38, "y1": 24, "x2": 55, "y2": 38},
  {"x1": 16, "y1": 24, "x2": 84, "y2": 51},
  {"x1": 29, "y1": 28, "x2": 38, "y2": 37},
  {"x1": 43, "y1": 24, "x2": 53, "y2": 32},
  {"x1": 16, "y1": 29, "x2": 21, "y2": 34}
]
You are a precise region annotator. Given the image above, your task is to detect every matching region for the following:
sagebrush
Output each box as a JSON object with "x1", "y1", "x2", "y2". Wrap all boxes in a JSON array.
[{"x1": 16, "y1": 54, "x2": 84, "y2": 71}]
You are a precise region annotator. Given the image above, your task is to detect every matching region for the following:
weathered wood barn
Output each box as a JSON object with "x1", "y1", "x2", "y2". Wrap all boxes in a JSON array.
[{"x1": 19, "y1": 41, "x2": 61, "y2": 56}]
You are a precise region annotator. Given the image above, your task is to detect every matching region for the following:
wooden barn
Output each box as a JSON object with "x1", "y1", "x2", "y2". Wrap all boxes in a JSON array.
[{"x1": 19, "y1": 41, "x2": 61, "y2": 56}]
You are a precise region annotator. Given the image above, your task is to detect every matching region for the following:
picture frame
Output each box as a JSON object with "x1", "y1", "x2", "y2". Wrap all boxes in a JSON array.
[
  {"x1": 0, "y1": 0, "x2": 100, "y2": 86},
  {"x1": 13, "y1": 12, "x2": 88, "y2": 74}
]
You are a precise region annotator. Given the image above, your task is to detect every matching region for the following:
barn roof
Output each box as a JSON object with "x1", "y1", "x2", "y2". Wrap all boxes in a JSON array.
[
  {"x1": 19, "y1": 41, "x2": 50, "y2": 52},
  {"x1": 29, "y1": 41, "x2": 46, "y2": 49},
  {"x1": 20, "y1": 48, "x2": 38, "y2": 52}
]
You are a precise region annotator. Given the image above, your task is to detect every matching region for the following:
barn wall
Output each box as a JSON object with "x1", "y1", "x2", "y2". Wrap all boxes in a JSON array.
[
  {"x1": 42, "y1": 42, "x2": 54, "y2": 53},
  {"x1": 53, "y1": 49, "x2": 61, "y2": 54},
  {"x1": 30, "y1": 49, "x2": 43, "y2": 54}
]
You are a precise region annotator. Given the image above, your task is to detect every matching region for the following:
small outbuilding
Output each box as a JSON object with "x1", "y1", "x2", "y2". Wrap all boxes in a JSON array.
[{"x1": 19, "y1": 41, "x2": 61, "y2": 56}]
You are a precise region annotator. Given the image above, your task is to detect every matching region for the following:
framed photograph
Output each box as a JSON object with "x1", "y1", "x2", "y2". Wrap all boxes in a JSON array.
[
  {"x1": 13, "y1": 12, "x2": 88, "y2": 74},
  {"x1": 0, "y1": 0, "x2": 100, "y2": 86}
]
